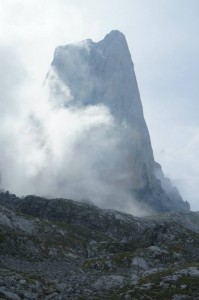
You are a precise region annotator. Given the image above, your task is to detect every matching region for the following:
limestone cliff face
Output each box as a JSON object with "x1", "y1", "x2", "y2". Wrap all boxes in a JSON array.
[{"x1": 46, "y1": 30, "x2": 189, "y2": 212}]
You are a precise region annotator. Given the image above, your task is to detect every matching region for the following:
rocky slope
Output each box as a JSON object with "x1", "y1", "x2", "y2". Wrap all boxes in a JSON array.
[
  {"x1": 46, "y1": 30, "x2": 189, "y2": 212},
  {"x1": 0, "y1": 191, "x2": 198, "y2": 299}
]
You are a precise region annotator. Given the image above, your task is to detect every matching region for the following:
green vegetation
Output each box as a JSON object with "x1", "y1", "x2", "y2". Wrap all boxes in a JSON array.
[{"x1": 0, "y1": 232, "x2": 6, "y2": 243}]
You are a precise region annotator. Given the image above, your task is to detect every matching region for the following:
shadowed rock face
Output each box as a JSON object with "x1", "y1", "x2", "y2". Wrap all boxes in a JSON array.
[{"x1": 46, "y1": 30, "x2": 189, "y2": 212}]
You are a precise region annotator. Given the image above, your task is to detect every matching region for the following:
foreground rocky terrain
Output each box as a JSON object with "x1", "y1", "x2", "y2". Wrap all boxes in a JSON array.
[{"x1": 0, "y1": 191, "x2": 198, "y2": 299}]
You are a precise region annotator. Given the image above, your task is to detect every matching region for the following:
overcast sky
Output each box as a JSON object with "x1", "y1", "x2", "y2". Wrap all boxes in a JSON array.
[{"x1": 0, "y1": 0, "x2": 198, "y2": 210}]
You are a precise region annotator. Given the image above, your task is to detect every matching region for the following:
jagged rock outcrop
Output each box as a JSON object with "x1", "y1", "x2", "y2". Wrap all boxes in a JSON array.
[
  {"x1": 0, "y1": 192, "x2": 198, "y2": 299},
  {"x1": 46, "y1": 30, "x2": 189, "y2": 212}
]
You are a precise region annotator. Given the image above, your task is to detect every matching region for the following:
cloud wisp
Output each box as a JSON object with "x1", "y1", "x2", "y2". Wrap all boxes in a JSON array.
[{"x1": 0, "y1": 49, "x2": 149, "y2": 216}]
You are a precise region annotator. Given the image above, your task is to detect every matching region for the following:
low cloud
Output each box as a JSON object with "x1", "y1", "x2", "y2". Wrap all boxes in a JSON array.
[
  {"x1": 152, "y1": 123, "x2": 199, "y2": 211},
  {"x1": 0, "y1": 2, "x2": 150, "y2": 216},
  {"x1": 0, "y1": 48, "x2": 150, "y2": 217}
]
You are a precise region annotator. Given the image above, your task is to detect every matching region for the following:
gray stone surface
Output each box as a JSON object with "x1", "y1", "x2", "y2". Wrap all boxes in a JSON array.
[{"x1": 0, "y1": 192, "x2": 198, "y2": 299}]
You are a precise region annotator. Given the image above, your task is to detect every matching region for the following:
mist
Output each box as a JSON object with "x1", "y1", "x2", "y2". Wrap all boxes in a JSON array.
[
  {"x1": 0, "y1": 44, "x2": 152, "y2": 217},
  {"x1": 1, "y1": 0, "x2": 198, "y2": 212}
]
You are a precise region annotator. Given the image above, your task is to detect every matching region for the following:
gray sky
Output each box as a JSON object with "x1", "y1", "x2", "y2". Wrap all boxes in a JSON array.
[{"x1": 0, "y1": 0, "x2": 198, "y2": 210}]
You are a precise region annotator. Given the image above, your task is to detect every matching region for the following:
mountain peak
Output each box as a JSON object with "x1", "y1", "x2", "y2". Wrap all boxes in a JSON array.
[
  {"x1": 104, "y1": 30, "x2": 125, "y2": 40},
  {"x1": 100, "y1": 30, "x2": 127, "y2": 47},
  {"x1": 46, "y1": 31, "x2": 190, "y2": 213}
]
